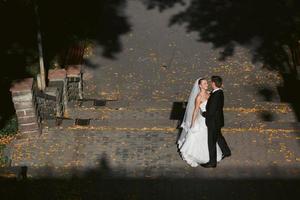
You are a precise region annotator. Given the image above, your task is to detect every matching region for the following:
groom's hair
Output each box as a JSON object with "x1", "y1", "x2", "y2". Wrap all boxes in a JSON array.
[{"x1": 211, "y1": 76, "x2": 222, "y2": 88}]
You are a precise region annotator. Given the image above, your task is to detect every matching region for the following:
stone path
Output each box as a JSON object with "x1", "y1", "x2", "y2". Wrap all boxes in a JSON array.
[
  {"x1": 6, "y1": 100, "x2": 300, "y2": 178},
  {"x1": 83, "y1": 0, "x2": 283, "y2": 107},
  {"x1": 3, "y1": 104, "x2": 300, "y2": 198},
  {"x1": 2, "y1": 0, "x2": 300, "y2": 199}
]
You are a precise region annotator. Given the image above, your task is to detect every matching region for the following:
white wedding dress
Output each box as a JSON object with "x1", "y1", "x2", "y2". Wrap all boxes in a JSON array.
[{"x1": 177, "y1": 78, "x2": 222, "y2": 167}]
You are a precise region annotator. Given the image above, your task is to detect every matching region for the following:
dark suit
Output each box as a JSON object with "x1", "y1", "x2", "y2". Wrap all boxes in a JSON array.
[{"x1": 204, "y1": 89, "x2": 231, "y2": 164}]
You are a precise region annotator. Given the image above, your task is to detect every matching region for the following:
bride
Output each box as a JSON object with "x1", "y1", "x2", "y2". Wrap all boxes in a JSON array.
[{"x1": 177, "y1": 77, "x2": 222, "y2": 167}]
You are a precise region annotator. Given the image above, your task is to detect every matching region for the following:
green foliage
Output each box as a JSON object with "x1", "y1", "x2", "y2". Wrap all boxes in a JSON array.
[
  {"x1": 0, "y1": 144, "x2": 9, "y2": 167},
  {"x1": 0, "y1": 115, "x2": 18, "y2": 136}
]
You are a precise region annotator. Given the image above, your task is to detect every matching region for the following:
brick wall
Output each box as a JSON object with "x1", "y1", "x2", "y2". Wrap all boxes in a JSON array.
[
  {"x1": 10, "y1": 78, "x2": 40, "y2": 136},
  {"x1": 9, "y1": 68, "x2": 84, "y2": 135},
  {"x1": 66, "y1": 65, "x2": 83, "y2": 101}
]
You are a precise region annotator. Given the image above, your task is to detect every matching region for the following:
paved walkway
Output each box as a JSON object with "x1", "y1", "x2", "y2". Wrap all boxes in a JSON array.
[
  {"x1": 83, "y1": 1, "x2": 282, "y2": 106},
  {"x1": 2, "y1": 0, "x2": 300, "y2": 199},
  {"x1": 7, "y1": 120, "x2": 300, "y2": 178}
]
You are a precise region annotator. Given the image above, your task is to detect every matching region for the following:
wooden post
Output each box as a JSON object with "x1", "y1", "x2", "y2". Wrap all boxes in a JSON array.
[{"x1": 34, "y1": 1, "x2": 46, "y2": 91}]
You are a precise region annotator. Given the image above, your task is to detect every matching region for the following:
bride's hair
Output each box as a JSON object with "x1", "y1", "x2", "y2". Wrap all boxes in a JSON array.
[{"x1": 198, "y1": 78, "x2": 206, "y2": 85}]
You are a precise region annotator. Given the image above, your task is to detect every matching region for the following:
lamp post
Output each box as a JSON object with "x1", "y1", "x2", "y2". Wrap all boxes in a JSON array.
[{"x1": 34, "y1": 1, "x2": 46, "y2": 90}]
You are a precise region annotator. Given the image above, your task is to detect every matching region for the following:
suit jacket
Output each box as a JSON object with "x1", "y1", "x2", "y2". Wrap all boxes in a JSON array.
[{"x1": 204, "y1": 89, "x2": 224, "y2": 128}]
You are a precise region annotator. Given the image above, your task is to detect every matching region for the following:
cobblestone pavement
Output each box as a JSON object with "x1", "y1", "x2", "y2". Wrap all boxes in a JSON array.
[
  {"x1": 6, "y1": 126, "x2": 300, "y2": 178},
  {"x1": 1, "y1": 0, "x2": 300, "y2": 199},
  {"x1": 3, "y1": 107, "x2": 300, "y2": 198},
  {"x1": 6, "y1": 102, "x2": 300, "y2": 179}
]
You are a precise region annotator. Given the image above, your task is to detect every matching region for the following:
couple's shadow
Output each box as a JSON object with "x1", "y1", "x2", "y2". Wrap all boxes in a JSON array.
[{"x1": 170, "y1": 101, "x2": 187, "y2": 141}]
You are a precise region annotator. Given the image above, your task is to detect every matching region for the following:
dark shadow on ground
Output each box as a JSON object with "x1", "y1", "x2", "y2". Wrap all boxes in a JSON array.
[
  {"x1": 143, "y1": 0, "x2": 300, "y2": 122},
  {"x1": 169, "y1": 102, "x2": 188, "y2": 142},
  {"x1": 278, "y1": 75, "x2": 300, "y2": 120},
  {"x1": 258, "y1": 111, "x2": 275, "y2": 122},
  {"x1": 0, "y1": 0, "x2": 131, "y2": 129},
  {"x1": 170, "y1": 102, "x2": 187, "y2": 123},
  {"x1": 258, "y1": 88, "x2": 275, "y2": 102},
  {"x1": 0, "y1": 156, "x2": 300, "y2": 200}
]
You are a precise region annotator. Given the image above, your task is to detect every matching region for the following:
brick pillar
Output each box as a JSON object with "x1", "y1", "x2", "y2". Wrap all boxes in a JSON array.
[
  {"x1": 48, "y1": 69, "x2": 67, "y2": 117},
  {"x1": 10, "y1": 78, "x2": 40, "y2": 136},
  {"x1": 66, "y1": 65, "x2": 83, "y2": 99},
  {"x1": 48, "y1": 69, "x2": 67, "y2": 82}
]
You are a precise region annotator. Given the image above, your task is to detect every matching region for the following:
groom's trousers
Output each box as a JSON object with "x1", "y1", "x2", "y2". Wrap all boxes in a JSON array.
[{"x1": 207, "y1": 125, "x2": 231, "y2": 164}]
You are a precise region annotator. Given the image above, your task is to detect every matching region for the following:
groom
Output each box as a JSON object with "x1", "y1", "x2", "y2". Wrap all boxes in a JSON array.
[{"x1": 202, "y1": 76, "x2": 231, "y2": 168}]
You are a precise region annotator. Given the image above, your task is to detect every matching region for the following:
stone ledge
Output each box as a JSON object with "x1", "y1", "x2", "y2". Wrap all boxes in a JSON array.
[
  {"x1": 48, "y1": 69, "x2": 66, "y2": 80},
  {"x1": 15, "y1": 108, "x2": 35, "y2": 117},
  {"x1": 19, "y1": 123, "x2": 39, "y2": 132},
  {"x1": 66, "y1": 65, "x2": 82, "y2": 77},
  {"x1": 15, "y1": 131, "x2": 40, "y2": 139},
  {"x1": 10, "y1": 78, "x2": 33, "y2": 93},
  {"x1": 11, "y1": 91, "x2": 33, "y2": 97},
  {"x1": 17, "y1": 116, "x2": 37, "y2": 124},
  {"x1": 11, "y1": 93, "x2": 33, "y2": 103},
  {"x1": 18, "y1": 115, "x2": 36, "y2": 119},
  {"x1": 13, "y1": 101, "x2": 34, "y2": 110}
]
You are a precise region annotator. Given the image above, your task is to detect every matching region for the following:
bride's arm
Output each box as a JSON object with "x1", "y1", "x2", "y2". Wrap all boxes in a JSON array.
[{"x1": 190, "y1": 95, "x2": 202, "y2": 128}]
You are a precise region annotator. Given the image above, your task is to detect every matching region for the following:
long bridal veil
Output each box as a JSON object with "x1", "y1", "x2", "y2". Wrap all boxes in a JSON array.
[{"x1": 177, "y1": 78, "x2": 202, "y2": 148}]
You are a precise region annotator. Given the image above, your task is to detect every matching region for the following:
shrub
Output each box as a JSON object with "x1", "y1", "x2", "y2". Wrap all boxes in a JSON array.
[{"x1": 0, "y1": 115, "x2": 18, "y2": 136}]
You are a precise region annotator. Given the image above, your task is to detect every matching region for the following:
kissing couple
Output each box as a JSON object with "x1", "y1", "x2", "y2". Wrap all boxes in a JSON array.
[{"x1": 177, "y1": 76, "x2": 231, "y2": 168}]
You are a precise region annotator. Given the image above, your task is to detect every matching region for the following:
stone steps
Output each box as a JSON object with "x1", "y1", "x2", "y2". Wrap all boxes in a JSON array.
[
  {"x1": 65, "y1": 107, "x2": 297, "y2": 123},
  {"x1": 43, "y1": 118, "x2": 300, "y2": 135},
  {"x1": 40, "y1": 100, "x2": 300, "y2": 132},
  {"x1": 64, "y1": 100, "x2": 298, "y2": 122},
  {"x1": 75, "y1": 99, "x2": 295, "y2": 110},
  {"x1": 8, "y1": 102, "x2": 300, "y2": 179}
]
